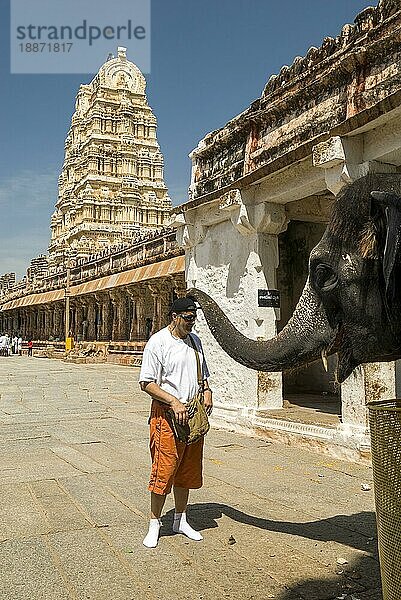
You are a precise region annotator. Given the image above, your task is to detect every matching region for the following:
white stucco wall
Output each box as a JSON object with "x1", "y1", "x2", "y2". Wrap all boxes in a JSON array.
[{"x1": 186, "y1": 215, "x2": 283, "y2": 415}]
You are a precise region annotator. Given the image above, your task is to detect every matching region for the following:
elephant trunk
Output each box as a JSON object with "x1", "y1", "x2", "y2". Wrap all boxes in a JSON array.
[{"x1": 188, "y1": 284, "x2": 336, "y2": 372}]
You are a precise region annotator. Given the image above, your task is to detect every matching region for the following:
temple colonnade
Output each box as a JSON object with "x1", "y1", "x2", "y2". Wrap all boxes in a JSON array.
[{"x1": 0, "y1": 275, "x2": 185, "y2": 343}]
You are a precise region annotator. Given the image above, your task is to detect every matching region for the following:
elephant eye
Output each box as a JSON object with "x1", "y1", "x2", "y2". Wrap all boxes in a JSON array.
[{"x1": 313, "y1": 263, "x2": 338, "y2": 292}]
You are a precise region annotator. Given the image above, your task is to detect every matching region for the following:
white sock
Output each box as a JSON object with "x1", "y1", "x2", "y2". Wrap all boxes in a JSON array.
[
  {"x1": 143, "y1": 518, "x2": 161, "y2": 548},
  {"x1": 173, "y1": 512, "x2": 203, "y2": 541}
]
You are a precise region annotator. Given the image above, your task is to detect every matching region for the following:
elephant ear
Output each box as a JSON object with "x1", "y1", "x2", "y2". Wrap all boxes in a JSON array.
[{"x1": 371, "y1": 191, "x2": 401, "y2": 293}]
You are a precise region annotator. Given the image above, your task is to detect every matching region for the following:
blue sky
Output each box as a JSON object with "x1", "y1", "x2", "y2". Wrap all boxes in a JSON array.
[{"x1": 0, "y1": 0, "x2": 373, "y2": 278}]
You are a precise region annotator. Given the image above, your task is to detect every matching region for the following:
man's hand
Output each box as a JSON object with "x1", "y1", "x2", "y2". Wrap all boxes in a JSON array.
[
  {"x1": 170, "y1": 398, "x2": 189, "y2": 425},
  {"x1": 140, "y1": 382, "x2": 187, "y2": 423},
  {"x1": 203, "y1": 389, "x2": 213, "y2": 415}
]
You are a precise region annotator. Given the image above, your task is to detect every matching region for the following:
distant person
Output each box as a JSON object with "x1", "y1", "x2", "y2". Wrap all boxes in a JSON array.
[
  {"x1": 18, "y1": 337, "x2": 22, "y2": 356},
  {"x1": 27, "y1": 340, "x2": 33, "y2": 357},
  {"x1": 0, "y1": 334, "x2": 6, "y2": 357},
  {"x1": 5, "y1": 335, "x2": 11, "y2": 356}
]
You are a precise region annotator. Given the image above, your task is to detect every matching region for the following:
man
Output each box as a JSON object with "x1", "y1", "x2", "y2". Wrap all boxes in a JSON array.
[
  {"x1": 139, "y1": 297, "x2": 213, "y2": 548},
  {"x1": 0, "y1": 334, "x2": 5, "y2": 357}
]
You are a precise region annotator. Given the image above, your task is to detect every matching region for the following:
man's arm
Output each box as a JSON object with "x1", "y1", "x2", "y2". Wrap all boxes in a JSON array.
[
  {"x1": 202, "y1": 380, "x2": 213, "y2": 415},
  {"x1": 140, "y1": 381, "x2": 189, "y2": 424}
]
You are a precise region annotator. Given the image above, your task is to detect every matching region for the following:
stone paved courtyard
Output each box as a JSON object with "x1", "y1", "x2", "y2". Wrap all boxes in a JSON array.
[{"x1": 0, "y1": 357, "x2": 381, "y2": 599}]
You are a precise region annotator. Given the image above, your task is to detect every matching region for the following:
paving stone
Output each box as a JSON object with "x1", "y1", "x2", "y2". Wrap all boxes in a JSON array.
[
  {"x1": 58, "y1": 475, "x2": 143, "y2": 527},
  {"x1": 46, "y1": 528, "x2": 150, "y2": 600},
  {"x1": 30, "y1": 479, "x2": 91, "y2": 532},
  {"x1": 0, "y1": 482, "x2": 50, "y2": 540},
  {"x1": 0, "y1": 537, "x2": 71, "y2": 600},
  {"x1": 49, "y1": 446, "x2": 108, "y2": 474},
  {"x1": 0, "y1": 448, "x2": 82, "y2": 484}
]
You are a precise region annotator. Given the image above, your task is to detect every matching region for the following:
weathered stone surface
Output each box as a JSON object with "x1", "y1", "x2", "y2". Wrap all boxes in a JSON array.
[{"x1": 1, "y1": 538, "x2": 71, "y2": 600}]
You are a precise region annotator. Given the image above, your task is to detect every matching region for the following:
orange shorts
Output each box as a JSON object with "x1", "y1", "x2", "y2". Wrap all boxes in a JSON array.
[{"x1": 148, "y1": 400, "x2": 204, "y2": 495}]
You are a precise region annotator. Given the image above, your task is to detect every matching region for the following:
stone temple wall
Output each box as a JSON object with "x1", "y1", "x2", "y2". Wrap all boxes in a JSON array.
[{"x1": 172, "y1": 0, "x2": 401, "y2": 459}]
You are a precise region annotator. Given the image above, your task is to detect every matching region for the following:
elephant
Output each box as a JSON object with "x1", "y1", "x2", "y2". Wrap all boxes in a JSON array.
[{"x1": 188, "y1": 173, "x2": 401, "y2": 384}]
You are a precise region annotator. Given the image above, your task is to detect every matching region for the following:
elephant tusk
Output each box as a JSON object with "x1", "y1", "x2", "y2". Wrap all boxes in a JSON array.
[{"x1": 321, "y1": 349, "x2": 328, "y2": 372}]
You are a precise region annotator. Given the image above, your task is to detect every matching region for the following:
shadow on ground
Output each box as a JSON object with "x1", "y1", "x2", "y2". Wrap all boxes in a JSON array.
[
  {"x1": 161, "y1": 504, "x2": 382, "y2": 600},
  {"x1": 272, "y1": 553, "x2": 382, "y2": 600}
]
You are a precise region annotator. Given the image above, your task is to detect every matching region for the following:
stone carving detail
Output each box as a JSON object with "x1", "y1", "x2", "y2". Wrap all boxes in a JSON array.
[
  {"x1": 49, "y1": 47, "x2": 172, "y2": 267},
  {"x1": 262, "y1": 2, "x2": 397, "y2": 98},
  {"x1": 218, "y1": 189, "x2": 241, "y2": 211}
]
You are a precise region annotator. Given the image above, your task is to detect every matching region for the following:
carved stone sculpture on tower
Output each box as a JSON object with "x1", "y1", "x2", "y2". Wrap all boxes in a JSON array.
[{"x1": 49, "y1": 47, "x2": 172, "y2": 267}]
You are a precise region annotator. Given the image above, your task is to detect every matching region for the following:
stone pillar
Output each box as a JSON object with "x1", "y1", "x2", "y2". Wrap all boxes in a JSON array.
[
  {"x1": 110, "y1": 289, "x2": 128, "y2": 341},
  {"x1": 148, "y1": 281, "x2": 172, "y2": 333},
  {"x1": 96, "y1": 292, "x2": 112, "y2": 341},
  {"x1": 40, "y1": 309, "x2": 46, "y2": 339},
  {"x1": 110, "y1": 291, "x2": 118, "y2": 341},
  {"x1": 94, "y1": 297, "x2": 102, "y2": 341},
  {"x1": 25, "y1": 309, "x2": 31, "y2": 338},
  {"x1": 125, "y1": 286, "x2": 137, "y2": 341},
  {"x1": 84, "y1": 296, "x2": 97, "y2": 341},
  {"x1": 19, "y1": 309, "x2": 25, "y2": 337},
  {"x1": 25, "y1": 309, "x2": 31, "y2": 339},
  {"x1": 12, "y1": 311, "x2": 19, "y2": 335},
  {"x1": 32, "y1": 310, "x2": 37, "y2": 339},
  {"x1": 347, "y1": 362, "x2": 399, "y2": 422},
  {"x1": 69, "y1": 303, "x2": 76, "y2": 338},
  {"x1": 44, "y1": 306, "x2": 53, "y2": 340},
  {"x1": 148, "y1": 284, "x2": 159, "y2": 336},
  {"x1": 339, "y1": 362, "x2": 399, "y2": 452},
  {"x1": 134, "y1": 285, "x2": 148, "y2": 340},
  {"x1": 75, "y1": 299, "x2": 85, "y2": 341},
  {"x1": 127, "y1": 285, "x2": 153, "y2": 341},
  {"x1": 159, "y1": 286, "x2": 173, "y2": 329},
  {"x1": 53, "y1": 304, "x2": 63, "y2": 340},
  {"x1": 18, "y1": 311, "x2": 22, "y2": 334},
  {"x1": 37, "y1": 309, "x2": 43, "y2": 339},
  {"x1": 60, "y1": 307, "x2": 65, "y2": 340}
]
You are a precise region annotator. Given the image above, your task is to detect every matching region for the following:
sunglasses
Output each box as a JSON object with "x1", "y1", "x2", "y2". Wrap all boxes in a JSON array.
[{"x1": 179, "y1": 313, "x2": 196, "y2": 322}]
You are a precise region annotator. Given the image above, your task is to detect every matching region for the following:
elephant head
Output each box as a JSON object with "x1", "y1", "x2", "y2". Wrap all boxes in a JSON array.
[{"x1": 188, "y1": 173, "x2": 401, "y2": 383}]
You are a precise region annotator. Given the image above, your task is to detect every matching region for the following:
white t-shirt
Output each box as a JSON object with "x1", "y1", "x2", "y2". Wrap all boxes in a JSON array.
[{"x1": 139, "y1": 327, "x2": 210, "y2": 404}]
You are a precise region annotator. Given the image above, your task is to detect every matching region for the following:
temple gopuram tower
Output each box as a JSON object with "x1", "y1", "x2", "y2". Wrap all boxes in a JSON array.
[{"x1": 49, "y1": 47, "x2": 172, "y2": 265}]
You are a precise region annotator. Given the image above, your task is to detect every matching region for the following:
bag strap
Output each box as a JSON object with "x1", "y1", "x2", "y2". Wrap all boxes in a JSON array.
[{"x1": 188, "y1": 334, "x2": 203, "y2": 387}]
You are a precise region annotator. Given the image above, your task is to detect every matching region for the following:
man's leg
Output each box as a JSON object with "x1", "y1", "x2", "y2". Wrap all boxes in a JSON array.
[
  {"x1": 151, "y1": 491, "x2": 166, "y2": 519},
  {"x1": 173, "y1": 486, "x2": 202, "y2": 541},
  {"x1": 173, "y1": 485, "x2": 189, "y2": 513},
  {"x1": 143, "y1": 492, "x2": 166, "y2": 548}
]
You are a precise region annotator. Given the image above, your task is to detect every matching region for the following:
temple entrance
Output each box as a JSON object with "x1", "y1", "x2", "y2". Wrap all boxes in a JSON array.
[{"x1": 277, "y1": 220, "x2": 340, "y2": 420}]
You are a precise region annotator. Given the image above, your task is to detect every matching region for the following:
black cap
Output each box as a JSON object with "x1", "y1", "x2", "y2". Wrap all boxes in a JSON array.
[{"x1": 170, "y1": 297, "x2": 198, "y2": 313}]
